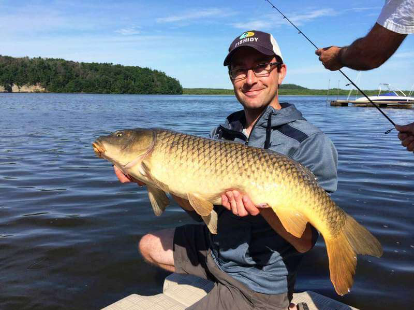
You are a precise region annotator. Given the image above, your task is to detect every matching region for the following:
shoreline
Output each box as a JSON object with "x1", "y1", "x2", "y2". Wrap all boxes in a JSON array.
[
  {"x1": 0, "y1": 92, "x2": 346, "y2": 97},
  {"x1": 0, "y1": 86, "x2": 380, "y2": 97}
]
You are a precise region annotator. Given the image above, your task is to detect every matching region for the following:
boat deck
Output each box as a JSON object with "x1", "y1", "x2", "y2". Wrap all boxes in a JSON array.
[
  {"x1": 330, "y1": 100, "x2": 413, "y2": 108},
  {"x1": 102, "y1": 273, "x2": 358, "y2": 310}
]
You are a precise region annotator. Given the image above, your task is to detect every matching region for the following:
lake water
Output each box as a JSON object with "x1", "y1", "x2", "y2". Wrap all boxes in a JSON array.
[{"x1": 0, "y1": 93, "x2": 413, "y2": 310}]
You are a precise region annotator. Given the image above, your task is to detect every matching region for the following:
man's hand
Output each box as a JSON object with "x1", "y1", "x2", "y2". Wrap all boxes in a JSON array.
[
  {"x1": 221, "y1": 190, "x2": 268, "y2": 217},
  {"x1": 395, "y1": 123, "x2": 414, "y2": 152},
  {"x1": 315, "y1": 46, "x2": 344, "y2": 71},
  {"x1": 113, "y1": 165, "x2": 145, "y2": 185}
]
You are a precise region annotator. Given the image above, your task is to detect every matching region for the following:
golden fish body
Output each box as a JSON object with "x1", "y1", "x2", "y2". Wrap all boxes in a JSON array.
[
  {"x1": 148, "y1": 130, "x2": 336, "y2": 226},
  {"x1": 93, "y1": 128, "x2": 382, "y2": 296}
]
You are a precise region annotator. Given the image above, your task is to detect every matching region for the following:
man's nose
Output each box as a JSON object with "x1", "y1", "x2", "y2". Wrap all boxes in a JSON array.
[{"x1": 245, "y1": 69, "x2": 258, "y2": 85}]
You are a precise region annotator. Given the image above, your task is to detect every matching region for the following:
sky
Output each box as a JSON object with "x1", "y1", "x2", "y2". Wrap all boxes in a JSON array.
[{"x1": 1, "y1": 0, "x2": 413, "y2": 91}]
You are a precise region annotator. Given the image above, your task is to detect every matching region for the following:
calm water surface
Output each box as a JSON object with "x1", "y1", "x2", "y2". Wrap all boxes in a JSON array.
[{"x1": 0, "y1": 93, "x2": 413, "y2": 310}]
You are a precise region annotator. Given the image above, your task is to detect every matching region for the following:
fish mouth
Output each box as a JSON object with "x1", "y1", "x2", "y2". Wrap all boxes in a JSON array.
[{"x1": 92, "y1": 141, "x2": 106, "y2": 158}]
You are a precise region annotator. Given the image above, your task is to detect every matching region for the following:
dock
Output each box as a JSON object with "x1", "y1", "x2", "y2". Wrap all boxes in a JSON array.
[
  {"x1": 330, "y1": 100, "x2": 413, "y2": 108},
  {"x1": 102, "y1": 273, "x2": 358, "y2": 310}
]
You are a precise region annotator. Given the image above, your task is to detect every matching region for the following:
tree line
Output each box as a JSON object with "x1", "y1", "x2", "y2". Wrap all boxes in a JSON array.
[{"x1": 0, "y1": 55, "x2": 183, "y2": 94}]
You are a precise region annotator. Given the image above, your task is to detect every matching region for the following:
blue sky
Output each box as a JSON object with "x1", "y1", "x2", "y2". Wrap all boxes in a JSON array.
[{"x1": 1, "y1": 0, "x2": 413, "y2": 90}]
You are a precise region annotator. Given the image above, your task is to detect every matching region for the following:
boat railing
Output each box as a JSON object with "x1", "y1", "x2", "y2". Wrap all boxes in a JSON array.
[
  {"x1": 346, "y1": 72, "x2": 362, "y2": 101},
  {"x1": 378, "y1": 83, "x2": 407, "y2": 97},
  {"x1": 408, "y1": 83, "x2": 414, "y2": 97}
]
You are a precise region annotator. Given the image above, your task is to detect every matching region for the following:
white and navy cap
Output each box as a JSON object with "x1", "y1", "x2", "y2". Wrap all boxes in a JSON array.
[{"x1": 223, "y1": 30, "x2": 283, "y2": 66}]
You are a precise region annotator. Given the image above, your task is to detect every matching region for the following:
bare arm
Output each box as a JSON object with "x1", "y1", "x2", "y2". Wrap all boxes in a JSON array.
[
  {"x1": 222, "y1": 191, "x2": 315, "y2": 253},
  {"x1": 316, "y1": 23, "x2": 407, "y2": 71}
]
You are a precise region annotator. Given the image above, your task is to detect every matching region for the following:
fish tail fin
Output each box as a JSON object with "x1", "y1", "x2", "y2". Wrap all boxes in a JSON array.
[{"x1": 325, "y1": 214, "x2": 383, "y2": 295}]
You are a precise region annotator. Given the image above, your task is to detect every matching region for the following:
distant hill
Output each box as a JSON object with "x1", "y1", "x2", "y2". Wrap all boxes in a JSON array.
[
  {"x1": 183, "y1": 88, "x2": 234, "y2": 95},
  {"x1": 183, "y1": 84, "x2": 309, "y2": 95},
  {"x1": 279, "y1": 84, "x2": 308, "y2": 90},
  {"x1": 183, "y1": 85, "x2": 382, "y2": 96},
  {"x1": 0, "y1": 55, "x2": 183, "y2": 94}
]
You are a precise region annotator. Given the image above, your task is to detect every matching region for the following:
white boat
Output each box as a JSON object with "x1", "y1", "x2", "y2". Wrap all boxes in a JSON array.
[
  {"x1": 330, "y1": 79, "x2": 414, "y2": 108},
  {"x1": 354, "y1": 83, "x2": 414, "y2": 103}
]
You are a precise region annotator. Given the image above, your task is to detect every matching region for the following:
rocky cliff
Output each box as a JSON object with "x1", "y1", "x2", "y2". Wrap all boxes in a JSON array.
[{"x1": 0, "y1": 84, "x2": 46, "y2": 93}]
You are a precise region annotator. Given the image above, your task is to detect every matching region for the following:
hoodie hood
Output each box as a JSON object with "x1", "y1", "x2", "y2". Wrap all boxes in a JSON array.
[
  {"x1": 222, "y1": 103, "x2": 305, "y2": 133},
  {"x1": 217, "y1": 102, "x2": 307, "y2": 149}
]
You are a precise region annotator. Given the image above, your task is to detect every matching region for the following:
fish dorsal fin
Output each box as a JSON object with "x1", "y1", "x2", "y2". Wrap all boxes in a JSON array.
[
  {"x1": 147, "y1": 185, "x2": 170, "y2": 216},
  {"x1": 201, "y1": 210, "x2": 218, "y2": 235},
  {"x1": 187, "y1": 193, "x2": 213, "y2": 217},
  {"x1": 261, "y1": 207, "x2": 308, "y2": 238}
]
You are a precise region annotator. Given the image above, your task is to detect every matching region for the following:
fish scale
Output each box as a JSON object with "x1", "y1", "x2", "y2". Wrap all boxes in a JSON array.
[{"x1": 153, "y1": 130, "x2": 343, "y2": 230}]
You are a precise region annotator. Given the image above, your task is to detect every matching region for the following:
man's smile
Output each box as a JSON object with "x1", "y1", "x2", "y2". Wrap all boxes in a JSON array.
[{"x1": 243, "y1": 88, "x2": 265, "y2": 97}]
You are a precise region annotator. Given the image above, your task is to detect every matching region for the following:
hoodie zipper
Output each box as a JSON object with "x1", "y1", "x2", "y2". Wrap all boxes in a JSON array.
[{"x1": 246, "y1": 109, "x2": 272, "y2": 147}]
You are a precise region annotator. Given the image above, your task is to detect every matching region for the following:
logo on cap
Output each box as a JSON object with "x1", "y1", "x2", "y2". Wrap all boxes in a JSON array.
[{"x1": 239, "y1": 31, "x2": 254, "y2": 39}]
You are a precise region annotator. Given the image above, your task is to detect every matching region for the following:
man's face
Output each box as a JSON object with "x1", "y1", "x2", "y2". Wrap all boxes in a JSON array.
[{"x1": 230, "y1": 47, "x2": 286, "y2": 111}]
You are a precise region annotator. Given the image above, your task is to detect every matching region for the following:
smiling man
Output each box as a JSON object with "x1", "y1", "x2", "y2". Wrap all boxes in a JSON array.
[
  {"x1": 204, "y1": 30, "x2": 338, "y2": 309},
  {"x1": 115, "y1": 30, "x2": 338, "y2": 310}
]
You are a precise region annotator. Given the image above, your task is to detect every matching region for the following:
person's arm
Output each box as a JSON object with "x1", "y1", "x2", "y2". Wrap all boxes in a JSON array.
[
  {"x1": 315, "y1": 23, "x2": 407, "y2": 71},
  {"x1": 291, "y1": 134, "x2": 338, "y2": 193},
  {"x1": 221, "y1": 191, "x2": 315, "y2": 253},
  {"x1": 395, "y1": 122, "x2": 414, "y2": 152}
]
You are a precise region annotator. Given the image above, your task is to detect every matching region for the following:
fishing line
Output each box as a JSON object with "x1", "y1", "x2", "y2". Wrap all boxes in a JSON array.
[{"x1": 264, "y1": 0, "x2": 396, "y2": 134}]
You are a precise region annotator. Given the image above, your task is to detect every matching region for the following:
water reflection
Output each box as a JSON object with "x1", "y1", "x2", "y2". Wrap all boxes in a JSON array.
[{"x1": 0, "y1": 93, "x2": 413, "y2": 310}]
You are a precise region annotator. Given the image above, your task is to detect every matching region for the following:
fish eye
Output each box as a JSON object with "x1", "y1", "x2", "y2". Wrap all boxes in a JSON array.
[{"x1": 115, "y1": 131, "x2": 123, "y2": 137}]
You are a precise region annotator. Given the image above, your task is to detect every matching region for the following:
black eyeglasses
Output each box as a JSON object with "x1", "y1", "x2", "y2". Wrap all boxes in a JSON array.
[{"x1": 229, "y1": 62, "x2": 282, "y2": 81}]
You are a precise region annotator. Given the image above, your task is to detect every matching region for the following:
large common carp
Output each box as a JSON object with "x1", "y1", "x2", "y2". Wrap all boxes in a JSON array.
[{"x1": 92, "y1": 128, "x2": 382, "y2": 295}]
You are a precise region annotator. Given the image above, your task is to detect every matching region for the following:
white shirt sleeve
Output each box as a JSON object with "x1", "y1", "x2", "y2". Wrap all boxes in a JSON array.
[{"x1": 377, "y1": 0, "x2": 414, "y2": 34}]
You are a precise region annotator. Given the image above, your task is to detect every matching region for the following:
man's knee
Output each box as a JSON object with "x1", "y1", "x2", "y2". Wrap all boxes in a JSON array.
[
  {"x1": 138, "y1": 229, "x2": 175, "y2": 266},
  {"x1": 138, "y1": 233, "x2": 155, "y2": 263}
]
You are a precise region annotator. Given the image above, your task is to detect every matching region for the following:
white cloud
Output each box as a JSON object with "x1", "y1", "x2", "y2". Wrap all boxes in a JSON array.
[
  {"x1": 156, "y1": 8, "x2": 233, "y2": 23},
  {"x1": 231, "y1": 8, "x2": 338, "y2": 30},
  {"x1": 115, "y1": 27, "x2": 141, "y2": 36},
  {"x1": 289, "y1": 8, "x2": 338, "y2": 25},
  {"x1": 345, "y1": 7, "x2": 382, "y2": 13},
  {"x1": 0, "y1": 8, "x2": 105, "y2": 36}
]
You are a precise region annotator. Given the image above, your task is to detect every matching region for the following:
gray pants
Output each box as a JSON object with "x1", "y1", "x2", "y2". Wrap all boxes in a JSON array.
[{"x1": 173, "y1": 224, "x2": 290, "y2": 310}]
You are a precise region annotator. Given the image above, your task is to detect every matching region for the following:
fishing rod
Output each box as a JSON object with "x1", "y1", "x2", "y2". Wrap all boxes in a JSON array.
[{"x1": 264, "y1": 0, "x2": 396, "y2": 134}]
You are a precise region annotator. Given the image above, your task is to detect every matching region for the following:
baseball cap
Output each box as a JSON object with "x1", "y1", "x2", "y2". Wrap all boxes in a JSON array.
[{"x1": 223, "y1": 30, "x2": 283, "y2": 66}]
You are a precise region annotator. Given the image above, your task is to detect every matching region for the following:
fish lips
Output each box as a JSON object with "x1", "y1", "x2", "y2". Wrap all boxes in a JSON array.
[{"x1": 92, "y1": 140, "x2": 106, "y2": 158}]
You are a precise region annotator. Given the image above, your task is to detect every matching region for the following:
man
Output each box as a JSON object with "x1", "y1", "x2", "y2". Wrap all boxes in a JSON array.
[
  {"x1": 115, "y1": 30, "x2": 338, "y2": 310},
  {"x1": 315, "y1": 0, "x2": 414, "y2": 152}
]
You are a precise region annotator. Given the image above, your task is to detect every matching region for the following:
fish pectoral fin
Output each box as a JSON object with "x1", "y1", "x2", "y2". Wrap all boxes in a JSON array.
[
  {"x1": 187, "y1": 193, "x2": 213, "y2": 217},
  {"x1": 147, "y1": 185, "x2": 170, "y2": 216},
  {"x1": 140, "y1": 162, "x2": 170, "y2": 192},
  {"x1": 201, "y1": 210, "x2": 218, "y2": 235},
  {"x1": 266, "y1": 207, "x2": 308, "y2": 238},
  {"x1": 138, "y1": 162, "x2": 150, "y2": 177}
]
